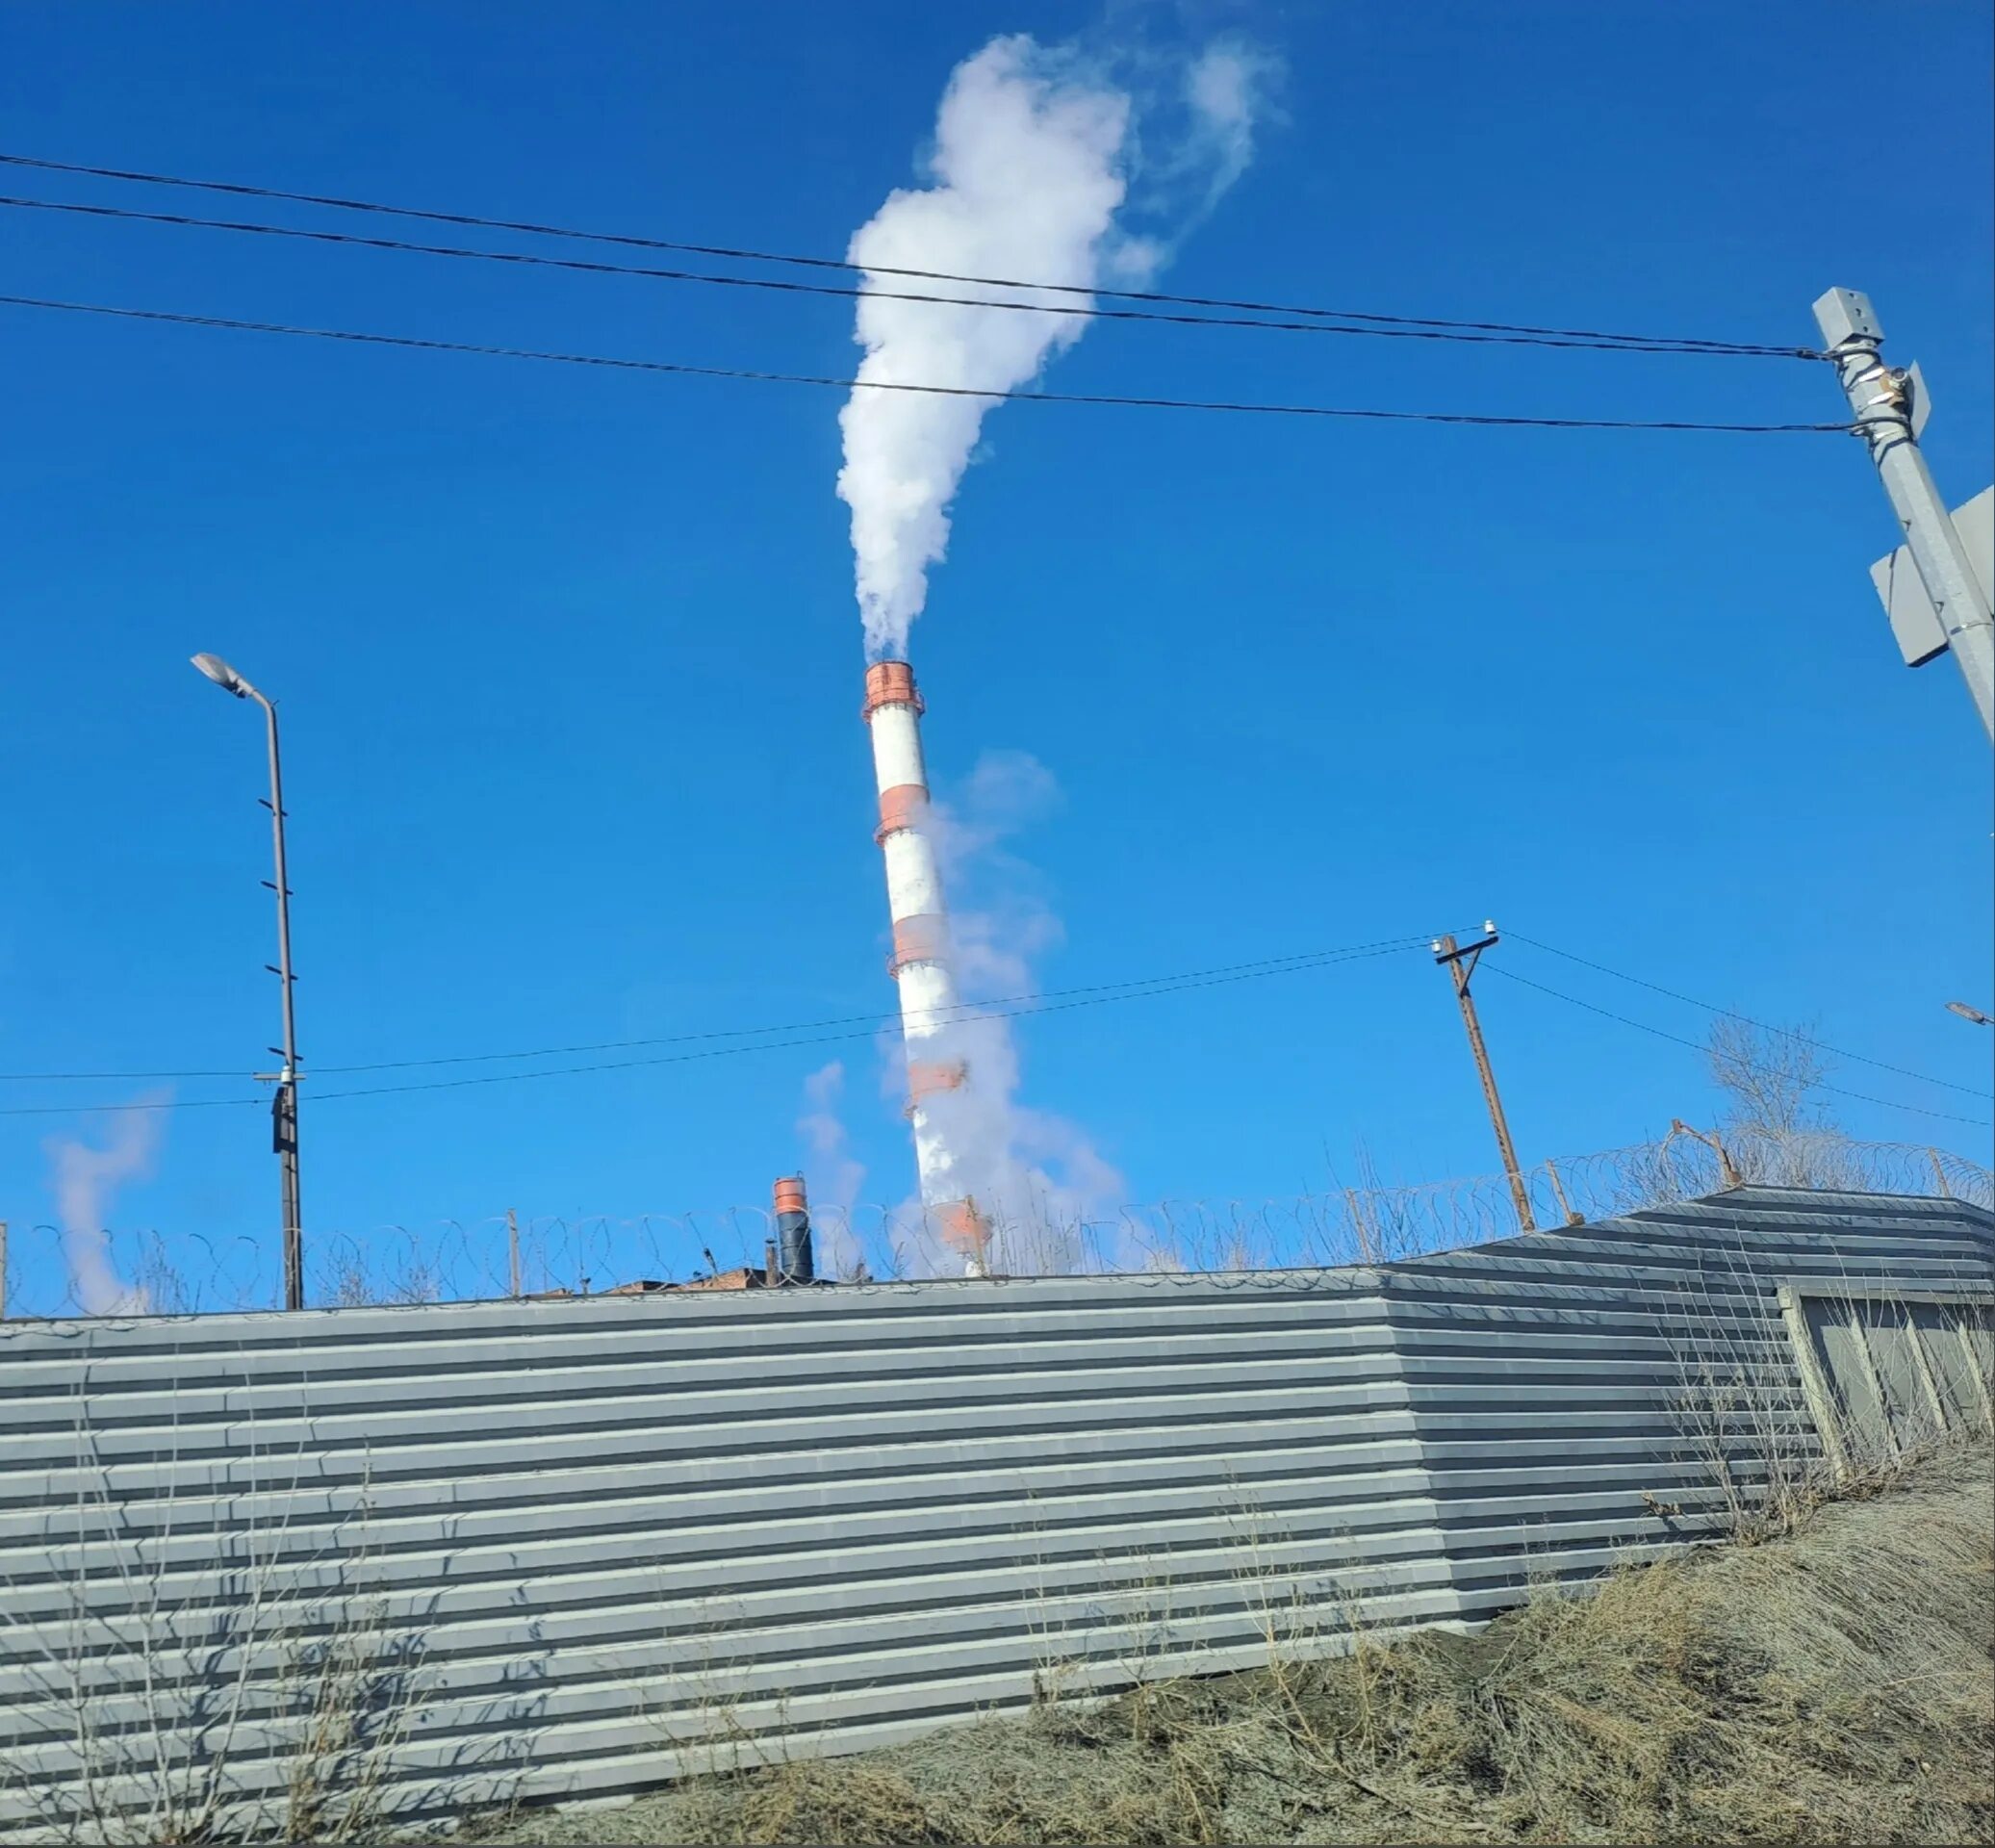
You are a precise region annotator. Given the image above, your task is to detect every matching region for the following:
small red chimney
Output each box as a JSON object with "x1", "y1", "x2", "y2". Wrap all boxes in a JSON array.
[{"x1": 774, "y1": 1174, "x2": 813, "y2": 1283}]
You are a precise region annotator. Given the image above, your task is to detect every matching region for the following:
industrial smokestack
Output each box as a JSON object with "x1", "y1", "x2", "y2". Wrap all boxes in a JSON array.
[
  {"x1": 862, "y1": 660, "x2": 991, "y2": 1275},
  {"x1": 773, "y1": 1174, "x2": 815, "y2": 1284}
]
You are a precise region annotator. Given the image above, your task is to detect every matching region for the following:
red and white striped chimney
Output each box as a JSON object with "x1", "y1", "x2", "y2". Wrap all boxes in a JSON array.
[{"x1": 862, "y1": 659, "x2": 990, "y2": 1273}]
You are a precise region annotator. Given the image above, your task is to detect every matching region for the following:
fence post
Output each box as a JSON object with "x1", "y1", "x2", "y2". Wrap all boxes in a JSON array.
[
  {"x1": 506, "y1": 1208, "x2": 524, "y2": 1298},
  {"x1": 1543, "y1": 1160, "x2": 1584, "y2": 1227},
  {"x1": 1670, "y1": 1119, "x2": 1744, "y2": 1189},
  {"x1": 1929, "y1": 1148, "x2": 1954, "y2": 1198}
]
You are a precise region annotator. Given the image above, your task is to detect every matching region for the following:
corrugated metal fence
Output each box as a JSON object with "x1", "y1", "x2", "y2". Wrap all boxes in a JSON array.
[{"x1": 1, "y1": 1187, "x2": 1988, "y2": 1837}]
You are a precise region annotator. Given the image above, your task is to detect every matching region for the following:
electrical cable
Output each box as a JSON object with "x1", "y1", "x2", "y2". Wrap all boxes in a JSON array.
[
  {"x1": 0, "y1": 938, "x2": 1432, "y2": 1115},
  {"x1": 0, "y1": 193, "x2": 1812, "y2": 359},
  {"x1": 0, "y1": 150, "x2": 1819, "y2": 360},
  {"x1": 0, "y1": 295, "x2": 1855, "y2": 434},
  {"x1": 1504, "y1": 929, "x2": 1994, "y2": 1101},
  {"x1": 1481, "y1": 965, "x2": 1993, "y2": 1128},
  {"x1": 0, "y1": 937, "x2": 1430, "y2": 1083}
]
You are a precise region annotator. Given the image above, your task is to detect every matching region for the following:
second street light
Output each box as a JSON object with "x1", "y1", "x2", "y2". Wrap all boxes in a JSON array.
[{"x1": 192, "y1": 652, "x2": 305, "y2": 1311}]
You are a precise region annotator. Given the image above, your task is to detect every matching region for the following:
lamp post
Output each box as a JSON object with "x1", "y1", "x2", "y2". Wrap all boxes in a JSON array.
[{"x1": 192, "y1": 653, "x2": 304, "y2": 1311}]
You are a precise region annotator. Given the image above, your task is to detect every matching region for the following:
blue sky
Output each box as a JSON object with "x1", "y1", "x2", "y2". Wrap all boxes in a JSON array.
[{"x1": 2, "y1": 1, "x2": 1989, "y2": 1302}]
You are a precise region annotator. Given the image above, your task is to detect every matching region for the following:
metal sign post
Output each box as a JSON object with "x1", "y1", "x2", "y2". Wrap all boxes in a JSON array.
[{"x1": 1815, "y1": 287, "x2": 1994, "y2": 741}]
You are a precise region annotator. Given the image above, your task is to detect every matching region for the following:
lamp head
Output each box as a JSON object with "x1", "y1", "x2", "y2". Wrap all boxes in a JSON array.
[{"x1": 191, "y1": 653, "x2": 248, "y2": 697}]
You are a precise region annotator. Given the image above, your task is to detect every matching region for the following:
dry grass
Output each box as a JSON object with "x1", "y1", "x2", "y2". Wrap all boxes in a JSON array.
[
  {"x1": 1413, "y1": 1445, "x2": 1993, "y2": 1841},
  {"x1": 473, "y1": 1441, "x2": 1995, "y2": 1847}
]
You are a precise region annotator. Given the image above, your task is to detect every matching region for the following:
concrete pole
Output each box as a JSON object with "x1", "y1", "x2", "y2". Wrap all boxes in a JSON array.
[
  {"x1": 250, "y1": 688, "x2": 305, "y2": 1311},
  {"x1": 1814, "y1": 287, "x2": 1995, "y2": 740},
  {"x1": 191, "y1": 652, "x2": 306, "y2": 1308}
]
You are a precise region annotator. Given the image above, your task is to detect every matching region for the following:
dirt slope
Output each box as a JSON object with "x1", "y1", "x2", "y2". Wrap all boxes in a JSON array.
[{"x1": 475, "y1": 1445, "x2": 1995, "y2": 1846}]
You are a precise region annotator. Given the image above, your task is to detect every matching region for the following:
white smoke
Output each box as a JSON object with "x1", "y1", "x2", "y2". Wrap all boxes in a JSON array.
[
  {"x1": 45, "y1": 1093, "x2": 168, "y2": 1315},
  {"x1": 842, "y1": 32, "x2": 1269, "y2": 1271},
  {"x1": 795, "y1": 1060, "x2": 867, "y2": 1278},
  {"x1": 932, "y1": 751, "x2": 1063, "y2": 995},
  {"x1": 837, "y1": 32, "x2": 1271, "y2": 657},
  {"x1": 1180, "y1": 39, "x2": 1281, "y2": 209},
  {"x1": 895, "y1": 752, "x2": 1127, "y2": 1275}
]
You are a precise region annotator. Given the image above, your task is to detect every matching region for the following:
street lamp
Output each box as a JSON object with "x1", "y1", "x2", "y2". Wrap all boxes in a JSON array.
[
  {"x1": 1945, "y1": 1001, "x2": 1993, "y2": 1027},
  {"x1": 191, "y1": 653, "x2": 304, "y2": 1311}
]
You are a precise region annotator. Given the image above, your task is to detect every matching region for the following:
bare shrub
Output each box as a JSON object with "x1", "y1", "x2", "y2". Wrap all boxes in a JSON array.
[{"x1": 0, "y1": 1426, "x2": 422, "y2": 1845}]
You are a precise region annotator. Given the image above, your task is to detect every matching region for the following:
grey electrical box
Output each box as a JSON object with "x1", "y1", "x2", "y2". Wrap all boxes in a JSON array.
[
  {"x1": 1871, "y1": 484, "x2": 1995, "y2": 668},
  {"x1": 1814, "y1": 286, "x2": 1882, "y2": 347}
]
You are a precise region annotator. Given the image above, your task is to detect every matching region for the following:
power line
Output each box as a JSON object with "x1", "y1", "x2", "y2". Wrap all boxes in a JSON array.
[
  {"x1": 0, "y1": 295, "x2": 1855, "y2": 434},
  {"x1": 1483, "y1": 965, "x2": 1993, "y2": 1129},
  {"x1": 0, "y1": 150, "x2": 1819, "y2": 360},
  {"x1": 0, "y1": 937, "x2": 1430, "y2": 1083},
  {"x1": 1504, "y1": 929, "x2": 1993, "y2": 1101},
  {"x1": 0, "y1": 938, "x2": 1432, "y2": 1116},
  {"x1": 0, "y1": 192, "x2": 1803, "y2": 356}
]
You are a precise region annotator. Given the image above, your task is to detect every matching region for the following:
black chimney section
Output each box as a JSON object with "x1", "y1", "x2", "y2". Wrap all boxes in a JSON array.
[{"x1": 773, "y1": 1175, "x2": 814, "y2": 1283}]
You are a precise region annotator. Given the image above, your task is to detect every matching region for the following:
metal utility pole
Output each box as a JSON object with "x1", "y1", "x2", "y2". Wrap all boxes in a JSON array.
[
  {"x1": 1433, "y1": 926, "x2": 1536, "y2": 1232},
  {"x1": 1814, "y1": 288, "x2": 1995, "y2": 741},
  {"x1": 192, "y1": 653, "x2": 305, "y2": 1311}
]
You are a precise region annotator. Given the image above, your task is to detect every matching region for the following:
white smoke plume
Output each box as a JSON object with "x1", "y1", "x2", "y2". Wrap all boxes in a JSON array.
[
  {"x1": 795, "y1": 1060, "x2": 867, "y2": 1278},
  {"x1": 894, "y1": 752, "x2": 1128, "y2": 1275},
  {"x1": 1179, "y1": 38, "x2": 1281, "y2": 210},
  {"x1": 837, "y1": 32, "x2": 1272, "y2": 657},
  {"x1": 841, "y1": 33, "x2": 1269, "y2": 1271},
  {"x1": 44, "y1": 1093, "x2": 168, "y2": 1315}
]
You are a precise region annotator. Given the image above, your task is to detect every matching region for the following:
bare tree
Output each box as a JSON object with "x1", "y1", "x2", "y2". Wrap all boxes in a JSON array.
[
  {"x1": 1705, "y1": 1017, "x2": 1856, "y2": 1188},
  {"x1": 1706, "y1": 1017, "x2": 1836, "y2": 1137}
]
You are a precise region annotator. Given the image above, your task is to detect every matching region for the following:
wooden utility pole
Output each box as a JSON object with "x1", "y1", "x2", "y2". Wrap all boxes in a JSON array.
[{"x1": 1433, "y1": 928, "x2": 1536, "y2": 1232}]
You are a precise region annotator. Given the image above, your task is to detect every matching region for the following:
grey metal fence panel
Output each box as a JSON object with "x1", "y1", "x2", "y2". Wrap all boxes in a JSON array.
[
  {"x1": 0, "y1": 1188, "x2": 1988, "y2": 1837},
  {"x1": 1779, "y1": 1288, "x2": 1994, "y2": 1465},
  {"x1": 1910, "y1": 1299, "x2": 1995, "y2": 1429},
  {"x1": 0, "y1": 1267, "x2": 1445, "y2": 1835},
  {"x1": 1374, "y1": 1188, "x2": 1993, "y2": 1623}
]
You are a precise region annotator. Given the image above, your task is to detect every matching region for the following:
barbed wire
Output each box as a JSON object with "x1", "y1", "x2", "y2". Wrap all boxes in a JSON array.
[{"x1": 5, "y1": 1133, "x2": 1983, "y2": 1322}]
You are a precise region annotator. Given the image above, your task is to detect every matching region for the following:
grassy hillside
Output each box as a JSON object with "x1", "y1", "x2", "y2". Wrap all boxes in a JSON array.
[{"x1": 476, "y1": 1444, "x2": 1994, "y2": 1846}]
